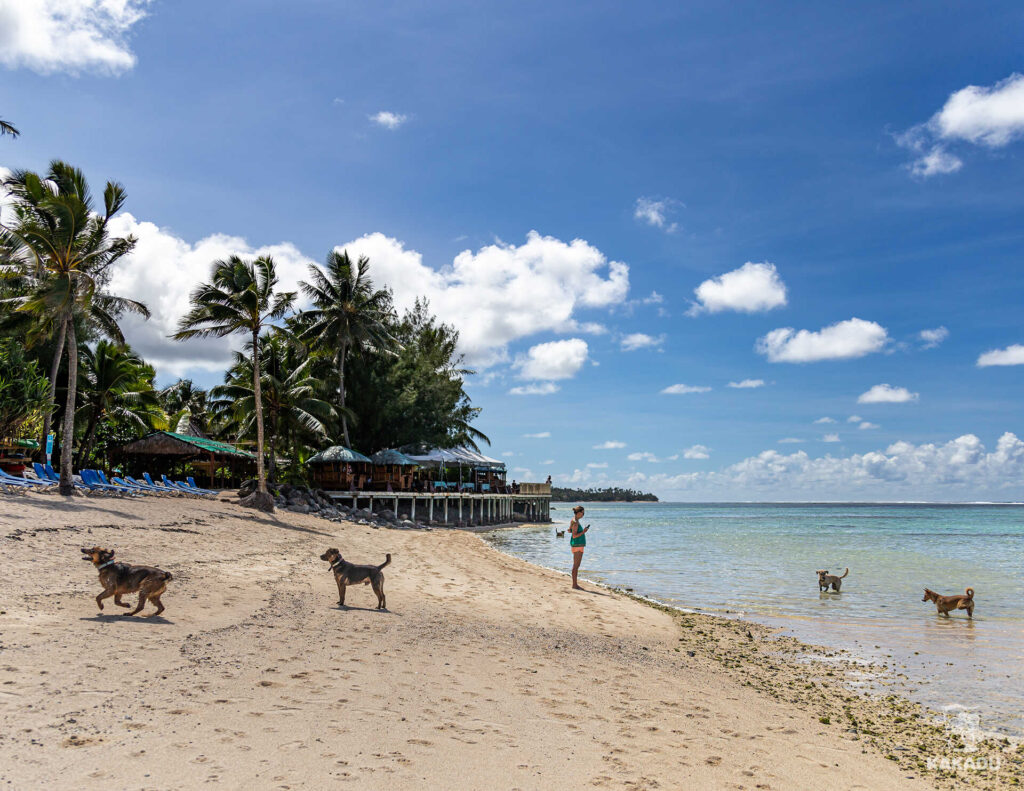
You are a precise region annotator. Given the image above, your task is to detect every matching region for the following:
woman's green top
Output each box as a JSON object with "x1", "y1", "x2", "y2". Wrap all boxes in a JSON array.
[{"x1": 569, "y1": 520, "x2": 586, "y2": 547}]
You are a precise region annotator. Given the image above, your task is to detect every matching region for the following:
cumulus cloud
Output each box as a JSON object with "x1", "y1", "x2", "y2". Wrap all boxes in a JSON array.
[
  {"x1": 847, "y1": 415, "x2": 863, "y2": 424},
  {"x1": 627, "y1": 432, "x2": 1024, "y2": 501},
  {"x1": 627, "y1": 451, "x2": 659, "y2": 462},
  {"x1": 620, "y1": 332, "x2": 664, "y2": 352},
  {"x1": 369, "y1": 111, "x2": 408, "y2": 129},
  {"x1": 683, "y1": 444, "x2": 710, "y2": 459},
  {"x1": 859, "y1": 422, "x2": 879, "y2": 430},
  {"x1": 690, "y1": 262, "x2": 787, "y2": 315},
  {"x1": 728, "y1": 379, "x2": 765, "y2": 389},
  {"x1": 508, "y1": 382, "x2": 559, "y2": 396},
  {"x1": 977, "y1": 344, "x2": 1024, "y2": 367},
  {"x1": 756, "y1": 318, "x2": 888, "y2": 363},
  {"x1": 104, "y1": 213, "x2": 314, "y2": 377},
  {"x1": 778, "y1": 438, "x2": 804, "y2": 444},
  {"x1": 0, "y1": 0, "x2": 149, "y2": 75},
  {"x1": 634, "y1": 197, "x2": 678, "y2": 232},
  {"x1": 513, "y1": 339, "x2": 588, "y2": 380},
  {"x1": 823, "y1": 434, "x2": 841, "y2": 443},
  {"x1": 523, "y1": 431, "x2": 550, "y2": 438},
  {"x1": 814, "y1": 417, "x2": 836, "y2": 424},
  {"x1": 919, "y1": 326, "x2": 949, "y2": 349},
  {"x1": 661, "y1": 384, "x2": 711, "y2": 395},
  {"x1": 593, "y1": 441, "x2": 626, "y2": 450},
  {"x1": 335, "y1": 231, "x2": 628, "y2": 368},
  {"x1": 587, "y1": 462, "x2": 609, "y2": 469},
  {"x1": 898, "y1": 74, "x2": 1024, "y2": 176},
  {"x1": 858, "y1": 384, "x2": 919, "y2": 404}
]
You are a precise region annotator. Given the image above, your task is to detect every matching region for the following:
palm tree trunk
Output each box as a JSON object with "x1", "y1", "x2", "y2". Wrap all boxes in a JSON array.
[
  {"x1": 39, "y1": 317, "x2": 68, "y2": 461},
  {"x1": 338, "y1": 343, "x2": 350, "y2": 447},
  {"x1": 268, "y1": 413, "x2": 277, "y2": 481},
  {"x1": 252, "y1": 329, "x2": 267, "y2": 495},
  {"x1": 59, "y1": 321, "x2": 78, "y2": 496},
  {"x1": 76, "y1": 409, "x2": 100, "y2": 470}
]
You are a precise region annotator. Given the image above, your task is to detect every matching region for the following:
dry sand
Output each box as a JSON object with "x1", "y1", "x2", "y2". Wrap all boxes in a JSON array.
[{"x1": 0, "y1": 493, "x2": 1012, "y2": 789}]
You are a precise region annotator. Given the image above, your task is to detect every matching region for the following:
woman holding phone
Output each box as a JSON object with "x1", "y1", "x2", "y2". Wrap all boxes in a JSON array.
[{"x1": 569, "y1": 505, "x2": 589, "y2": 590}]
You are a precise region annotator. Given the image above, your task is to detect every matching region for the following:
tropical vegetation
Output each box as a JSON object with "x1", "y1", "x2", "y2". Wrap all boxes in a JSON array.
[
  {"x1": 0, "y1": 159, "x2": 490, "y2": 511},
  {"x1": 551, "y1": 487, "x2": 659, "y2": 503}
]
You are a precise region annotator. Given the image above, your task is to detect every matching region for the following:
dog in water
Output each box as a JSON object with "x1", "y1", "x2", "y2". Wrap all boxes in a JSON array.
[
  {"x1": 320, "y1": 548, "x2": 390, "y2": 609},
  {"x1": 817, "y1": 568, "x2": 849, "y2": 592},
  {"x1": 81, "y1": 546, "x2": 172, "y2": 616},
  {"x1": 923, "y1": 587, "x2": 974, "y2": 618}
]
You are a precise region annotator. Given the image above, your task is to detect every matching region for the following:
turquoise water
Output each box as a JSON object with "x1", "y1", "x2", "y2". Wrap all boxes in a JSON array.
[{"x1": 483, "y1": 502, "x2": 1024, "y2": 737}]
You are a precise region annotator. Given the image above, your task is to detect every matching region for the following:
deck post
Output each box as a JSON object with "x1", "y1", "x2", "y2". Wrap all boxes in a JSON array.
[
  {"x1": 411, "y1": 498, "x2": 416, "y2": 522},
  {"x1": 444, "y1": 497, "x2": 449, "y2": 524},
  {"x1": 459, "y1": 497, "x2": 463, "y2": 523},
  {"x1": 394, "y1": 496, "x2": 398, "y2": 515},
  {"x1": 429, "y1": 497, "x2": 434, "y2": 523}
]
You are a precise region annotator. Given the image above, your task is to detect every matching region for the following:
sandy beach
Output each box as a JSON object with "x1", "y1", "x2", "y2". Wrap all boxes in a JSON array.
[{"x1": 0, "y1": 494, "x2": 1017, "y2": 790}]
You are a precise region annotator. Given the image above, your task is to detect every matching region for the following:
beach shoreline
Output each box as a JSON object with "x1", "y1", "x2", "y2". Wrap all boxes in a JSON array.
[{"x1": 0, "y1": 494, "x2": 1019, "y2": 789}]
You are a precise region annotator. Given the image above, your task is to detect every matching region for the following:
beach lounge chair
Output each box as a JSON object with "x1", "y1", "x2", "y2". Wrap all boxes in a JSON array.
[
  {"x1": 185, "y1": 476, "x2": 218, "y2": 495},
  {"x1": 162, "y1": 474, "x2": 205, "y2": 497},
  {"x1": 96, "y1": 470, "x2": 144, "y2": 495},
  {"x1": 82, "y1": 469, "x2": 133, "y2": 495},
  {"x1": 0, "y1": 470, "x2": 36, "y2": 493},
  {"x1": 112, "y1": 476, "x2": 151, "y2": 494},
  {"x1": 37, "y1": 462, "x2": 93, "y2": 493},
  {"x1": 126, "y1": 475, "x2": 170, "y2": 494},
  {"x1": 481, "y1": 483, "x2": 491, "y2": 493},
  {"x1": 143, "y1": 472, "x2": 184, "y2": 495},
  {"x1": 0, "y1": 468, "x2": 54, "y2": 490}
]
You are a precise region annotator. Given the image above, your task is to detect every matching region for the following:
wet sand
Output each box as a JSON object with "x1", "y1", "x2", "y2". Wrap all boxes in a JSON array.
[{"x1": 0, "y1": 494, "x2": 1018, "y2": 789}]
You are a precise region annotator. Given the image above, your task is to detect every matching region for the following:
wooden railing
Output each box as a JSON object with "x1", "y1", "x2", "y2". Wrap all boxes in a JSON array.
[{"x1": 518, "y1": 482, "x2": 551, "y2": 495}]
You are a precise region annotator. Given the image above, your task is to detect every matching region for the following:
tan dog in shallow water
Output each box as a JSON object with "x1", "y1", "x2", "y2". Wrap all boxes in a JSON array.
[
  {"x1": 923, "y1": 587, "x2": 974, "y2": 618},
  {"x1": 817, "y1": 568, "x2": 849, "y2": 592}
]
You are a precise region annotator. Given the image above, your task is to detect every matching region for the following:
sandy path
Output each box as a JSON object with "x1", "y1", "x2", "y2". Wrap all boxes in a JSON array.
[{"x1": 0, "y1": 494, "x2": 933, "y2": 790}]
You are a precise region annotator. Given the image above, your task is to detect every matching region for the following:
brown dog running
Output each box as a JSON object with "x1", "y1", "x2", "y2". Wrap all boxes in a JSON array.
[
  {"x1": 81, "y1": 546, "x2": 172, "y2": 617},
  {"x1": 320, "y1": 548, "x2": 390, "y2": 610},
  {"x1": 923, "y1": 587, "x2": 974, "y2": 618}
]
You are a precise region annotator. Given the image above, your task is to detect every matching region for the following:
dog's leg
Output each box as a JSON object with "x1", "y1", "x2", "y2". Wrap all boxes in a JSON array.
[
  {"x1": 145, "y1": 595, "x2": 165, "y2": 617},
  {"x1": 113, "y1": 594, "x2": 132, "y2": 608},
  {"x1": 96, "y1": 589, "x2": 115, "y2": 611},
  {"x1": 337, "y1": 580, "x2": 346, "y2": 607},
  {"x1": 372, "y1": 575, "x2": 386, "y2": 610},
  {"x1": 967, "y1": 604, "x2": 973, "y2": 618},
  {"x1": 128, "y1": 592, "x2": 148, "y2": 616},
  {"x1": 834, "y1": 580, "x2": 841, "y2": 592}
]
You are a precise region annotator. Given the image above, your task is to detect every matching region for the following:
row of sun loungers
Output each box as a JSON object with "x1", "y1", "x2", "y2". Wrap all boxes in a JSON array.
[{"x1": 0, "y1": 463, "x2": 217, "y2": 498}]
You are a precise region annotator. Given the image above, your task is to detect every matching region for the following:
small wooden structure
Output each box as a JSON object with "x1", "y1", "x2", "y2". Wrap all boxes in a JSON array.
[
  {"x1": 306, "y1": 445, "x2": 373, "y2": 490},
  {"x1": 114, "y1": 431, "x2": 256, "y2": 488},
  {"x1": 370, "y1": 449, "x2": 417, "y2": 492}
]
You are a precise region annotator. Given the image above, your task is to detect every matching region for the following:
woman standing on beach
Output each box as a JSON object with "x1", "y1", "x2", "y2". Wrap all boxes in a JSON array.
[{"x1": 569, "y1": 506, "x2": 589, "y2": 590}]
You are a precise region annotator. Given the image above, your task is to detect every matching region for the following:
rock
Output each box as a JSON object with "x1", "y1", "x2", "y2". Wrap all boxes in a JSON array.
[
  {"x1": 378, "y1": 509, "x2": 397, "y2": 522},
  {"x1": 286, "y1": 503, "x2": 310, "y2": 514},
  {"x1": 239, "y1": 490, "x2": 275, "y2": 512},
  {"x1": 400, "y1": 519, "x2": 415, "y2": 527},
  {"x1": 399, "y1": 513, "x2": 410, "y2": 521},
  {"x1": 238, "y1": 479, "x2": 258, "y2": 498}
]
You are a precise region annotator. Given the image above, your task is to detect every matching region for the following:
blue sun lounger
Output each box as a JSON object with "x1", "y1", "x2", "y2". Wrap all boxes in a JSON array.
[
  {"x1": 126, "y1": 475, "x2": 170, "y2": 494},
  {"x1": 0, "y1": 468, "x2": 55, "y2": 490},
  {"x1": 95, "y1": 470, "x2": 144, "y2": 495},
  {"x1": 81, "y1": 469, "x2": 133, "y2": 495},
  {"x1": 186, "y1": 477, "x2": 218, "y2": 495},
  {"x1": 143, "y1": 472, "x2": 184, "y2": 495},
  {"x1": 36, "y1": 462, "x2": 92, "y2": 492}
]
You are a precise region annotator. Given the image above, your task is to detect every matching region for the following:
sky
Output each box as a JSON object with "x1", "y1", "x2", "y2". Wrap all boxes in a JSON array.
[{"x1": 2, "y1": 0, "x2": 1024, "y2": 500}]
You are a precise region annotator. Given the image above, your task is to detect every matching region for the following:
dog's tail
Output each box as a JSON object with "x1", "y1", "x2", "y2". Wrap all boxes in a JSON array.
[
  {"x1": 378, "y1": 553, "x2": 392, "y2": 570},
  {"x1": 839, "y1": 568, "x2": 849, "y2": 579},
  {"x1": 965, "y1": 587, "x2": 974, "y2": 598},
  {"x1": 163, "y1": 571, "x2": 173, "y2": 582}
]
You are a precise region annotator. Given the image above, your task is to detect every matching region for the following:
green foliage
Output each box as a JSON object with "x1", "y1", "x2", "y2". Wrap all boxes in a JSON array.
[
  {"x1": 0, "y1": 338, "x2": 50, "y2": 440},
  {"x1": 551, "y1": 487, "x2": 659, "y2": 502}
]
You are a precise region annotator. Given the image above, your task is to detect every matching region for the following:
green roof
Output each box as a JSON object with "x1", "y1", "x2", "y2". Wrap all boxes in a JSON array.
[
  {"x1": 162, "y1": 431, "x2": 257, "y2": 458},
  {"x1": 307, "y1": 445, "x2": 373, "y2": 464}
]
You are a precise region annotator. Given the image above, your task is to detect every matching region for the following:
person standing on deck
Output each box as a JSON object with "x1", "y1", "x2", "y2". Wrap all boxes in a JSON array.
[{"x1": 569, "y1": 505, "x2": 589, "y2": 590}]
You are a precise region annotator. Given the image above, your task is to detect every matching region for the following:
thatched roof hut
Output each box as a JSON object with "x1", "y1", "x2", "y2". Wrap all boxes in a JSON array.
[{"x1": 115, "y1": 431, "x2": 255, "y2": 487}]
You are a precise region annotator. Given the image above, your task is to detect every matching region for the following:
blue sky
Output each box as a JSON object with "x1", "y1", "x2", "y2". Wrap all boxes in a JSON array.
[{"x1": 3, "y1": 0, "x2": 1024, "y2": 499}]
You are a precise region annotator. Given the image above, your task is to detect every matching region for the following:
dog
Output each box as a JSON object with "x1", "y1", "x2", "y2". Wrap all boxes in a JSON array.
[
  {"x1": 923, "y1": 587, "x2": 974, "y2": 618},
  {"x1": 555, "y1": 529, "x2": 565, "y2": 538},
  {"x1": 320, "y1": 548, "x2": 390, "y2": 610},
  {"x1": 81, "y1": 546, "x2": 172, "y2": 616},
  {"x1": 817, "y1": 568, "x2": 849, "y2": 592}
]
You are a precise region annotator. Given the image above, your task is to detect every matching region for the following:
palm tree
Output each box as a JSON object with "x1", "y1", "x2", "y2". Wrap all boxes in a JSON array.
[
  {"x1": 0, "y1": 118, "x2": 18, "y2": 138},
  {"x1": 75, "y1": 341, "x2": 160, "y2": 467},
  {"x1": 299, "y1": 250, "x2": 396, "y2": 447},
  {"x1": 159, "y1": 378, "x2": 210, "y2": 434},
  {"x1": 0, "y1": 161, "x2": 147, "y2": 495},
  {"x1": 173, "y1": 255, "x2": 294, "y2": 511},
  {"x1": 211, "y1": 331, "x2": 338, "y2": 478}
]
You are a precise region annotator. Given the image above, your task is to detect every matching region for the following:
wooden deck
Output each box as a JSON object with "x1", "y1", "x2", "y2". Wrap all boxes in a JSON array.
[{"x1": 324, "y1": 489, "x2": 551, "y2": 526}]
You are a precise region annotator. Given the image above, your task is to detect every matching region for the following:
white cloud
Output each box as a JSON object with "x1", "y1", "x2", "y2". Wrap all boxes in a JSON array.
[
  {"x1": 690, "y1": 262, "x2": 787, "y2": 315},
  {"x1": 0, "y1": 0, "x2": 149, "y2": 75},
  {"x1": 823, "y1": 434, "x2": 841, "y2": 443},
  {"x1": 508, "y1": 382, "x2": 560, "y2": 396},
  {"x1": 683, "y1": 444, "x2": 710, "y2": 459},
  {"x1": 859, "y1": 422, "x2": 879, "y2": 430},
  {"x1": 587, "y1": 462, "x2": 609, "y2": 469},
  {"x1": 542, "y1": 459, "x2": 554, "y2": 465},
  {"x1": 502, "y1": 451, "x2": 516, "y2": 457},
  {"x1": 919, "y1": 326, "x2": 949, "y2": 349},
  {"x1": 977, "y1": 344, "x2": 1024, "y2": 367},
  {"x1": 514, "y1": 338, "x2": 588, "y2": 380},
  {"x1": 369, "y1": 111, "x2": 408, "y2": 129},
  {"x1": 778, "y1": 438, "x2": 804, "y2": 444},
  {"x1": 858, "y1": 384, "x2": 919, "y2": 404},
  {"x1": 593, "y1": 441, "x2": 626, "y2": 450},
  {"x1": 814, "y1": 417, "x2": 836, "y2": 424},
  {"x1": 756, "y1": 318, "x2": 888, "y2": 363},
  {"x1": 104, "y1": 213, "x2": 313, "y2": 378},
  {"x1": 728, "y1": 379, "x2": 764, "y2": 389},
  {"x1": 899, "y1": 74, "x2": 1024, "y2": 176},
  {"x1": 523, "y1": 431, "x2": 551, "y2": 438},
  {"x1": 666, "y1": 454, "x2": 679, "y2": 460},
  {"x1": 661, "y1": 384, "x2": 712, "y2": 395},
  {"x1": 335, "y1": 231, "x2": 628, "y2": 368},
  {"x1": 620, "y1": 332, "x2": 664, "y2": 351},
  {"x1": 627, "y1": 452, "x2": 659, "y2": 462},
  {"x1": 634, "y1": 197, "x2": 678, "y2": 232},
  {"x1": 847, "y1": 415, "x2": 863, "y2": 424}
]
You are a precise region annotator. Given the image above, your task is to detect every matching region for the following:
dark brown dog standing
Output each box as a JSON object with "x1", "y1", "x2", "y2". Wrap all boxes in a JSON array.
[
  {"x1": 81, "y1": 547, "x2": 172, "y2": 616},
  {"x1": 923, "y1": 587, "x2": 974, "y2": 618},
  {"x1": 320, "y1": 548, "x2": 390, "y2": 610}
]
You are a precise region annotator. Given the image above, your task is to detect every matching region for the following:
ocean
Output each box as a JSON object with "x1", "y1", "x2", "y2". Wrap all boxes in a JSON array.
[{"x1": 482, "y1": 502, "x2": 1024, "y2": 738}]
